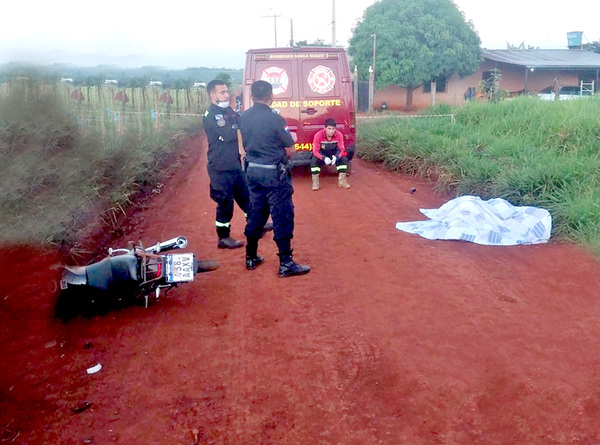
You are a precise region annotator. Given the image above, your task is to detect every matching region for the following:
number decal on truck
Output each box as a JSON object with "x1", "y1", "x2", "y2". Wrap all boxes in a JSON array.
[
  {"x1": 294, "y1": 143, "x2": 313, "y2": 151},
  {"x1": 261, "y1": 67, "x2": 290, "y2": 95}
]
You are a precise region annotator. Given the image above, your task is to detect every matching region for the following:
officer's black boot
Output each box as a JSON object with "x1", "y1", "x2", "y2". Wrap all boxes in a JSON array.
[
  {"x1": 217, "y1": 226, "x2": 243, "y2": 249},
  {"x1": 245, "y1": 237, "x2": 264, "y2": 270},
  {"x1": 277, "y1": 250, "x2": 310, "y2": 278}
]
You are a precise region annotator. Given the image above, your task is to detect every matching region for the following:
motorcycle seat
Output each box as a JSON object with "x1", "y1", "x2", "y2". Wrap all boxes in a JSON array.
[
  {"x1": 62, "y1": 266, "x2": 87, "y2": 286},
  {"x1": 86, "y1": 255, "x2": 139, "y2": 290}
]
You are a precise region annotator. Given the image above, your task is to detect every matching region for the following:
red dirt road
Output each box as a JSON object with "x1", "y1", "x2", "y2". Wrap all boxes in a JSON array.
[{"x1": 2, "y1": 135, "x2": 600, "y2": 444}]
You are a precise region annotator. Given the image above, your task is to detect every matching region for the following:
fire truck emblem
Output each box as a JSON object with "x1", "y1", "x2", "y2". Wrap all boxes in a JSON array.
[
  {"x1": 261, "y1": 66, "x2": 289, "y2": 95},
  {"x1": 308, "y1": 65, "x2": 336, "y2": 94}
]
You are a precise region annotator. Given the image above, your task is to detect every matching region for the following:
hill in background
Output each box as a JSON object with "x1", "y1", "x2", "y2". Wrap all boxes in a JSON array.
[{"x1": 0, "y1": 62, "x2": 243, "y2": 86}]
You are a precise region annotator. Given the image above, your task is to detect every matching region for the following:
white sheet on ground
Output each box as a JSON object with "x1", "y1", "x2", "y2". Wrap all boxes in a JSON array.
[{"x1": 395, "y1": 195, "x2": 552, "y2": 246}]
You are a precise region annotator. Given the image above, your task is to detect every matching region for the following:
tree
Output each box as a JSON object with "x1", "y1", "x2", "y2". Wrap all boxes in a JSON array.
[
  {"x1": 478, "y1": 68, "x2": 508, "y2": 103},
  {"x1": 348, "y1": 0, "x2": 482, "y2": 109},
  {"x1": 583, "y1": 41, "x2": 600, "y2": 54},
  {"x1": 215, "y1": 72, "x2": 232, "y2": 88},
  {"x1": 294, "y1": 39, "x2": 327, "y2": 47}
]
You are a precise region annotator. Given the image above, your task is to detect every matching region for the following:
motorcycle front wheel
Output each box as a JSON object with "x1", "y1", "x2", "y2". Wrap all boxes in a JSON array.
[{"x1": 194, "y1": 258, "x2": 220, "y2": 274}]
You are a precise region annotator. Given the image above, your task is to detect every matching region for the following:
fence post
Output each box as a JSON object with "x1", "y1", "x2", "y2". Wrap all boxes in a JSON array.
[{"x1": 154, "y1": 89, "x2": 161, "y2": 129}]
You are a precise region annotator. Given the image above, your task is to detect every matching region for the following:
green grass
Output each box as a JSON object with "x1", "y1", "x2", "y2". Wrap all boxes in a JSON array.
[
  {"x1": 0, "y1": 76, "x2": 205, "y2": 248},
  {"x1": 5, "y1": 75, "x2": 600, "y2": 257},
  {"x1": 357, "y1": 96, "x2": 600, "y2": 255}
]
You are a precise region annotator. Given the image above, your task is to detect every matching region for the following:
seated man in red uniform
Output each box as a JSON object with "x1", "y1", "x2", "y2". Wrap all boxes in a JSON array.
[{"x1": 310, "y1": 118, "x2": 351, "y2": 191}]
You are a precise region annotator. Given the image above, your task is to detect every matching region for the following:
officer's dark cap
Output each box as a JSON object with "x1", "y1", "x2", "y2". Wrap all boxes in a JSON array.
[
  {"x1": 251, "y1": 80, "x2": 273, "y2": 100},
  {"x1": 324, "y1": 118, "x2": 337, "y2": 127}
]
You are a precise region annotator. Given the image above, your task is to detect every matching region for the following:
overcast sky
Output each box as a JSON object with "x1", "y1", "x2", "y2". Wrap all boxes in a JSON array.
[{"x1": 2, "y1": 0, "x2": 599, "y2": 69}]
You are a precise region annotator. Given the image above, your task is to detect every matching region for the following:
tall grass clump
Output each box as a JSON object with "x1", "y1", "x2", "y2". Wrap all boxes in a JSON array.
[
  {"x1": 357, "y1": 96, "x2": 600, "y2": 255},
  {"x1": 0, "y1": 75, "x2": 199, "y2": 247}
]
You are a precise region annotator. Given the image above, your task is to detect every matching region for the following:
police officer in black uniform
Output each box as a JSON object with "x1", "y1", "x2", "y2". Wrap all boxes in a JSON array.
[
  {"x1": 203, "y1": 79, "x2": 250, "y2": 249},
  {"x1": 240, "y1": 80, "x2": 310, "y2": 278}
]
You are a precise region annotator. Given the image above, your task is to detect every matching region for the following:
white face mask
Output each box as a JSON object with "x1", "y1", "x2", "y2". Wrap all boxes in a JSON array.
[{"x1": 217, "y1": 101, "x2": 230, "y2": 108}]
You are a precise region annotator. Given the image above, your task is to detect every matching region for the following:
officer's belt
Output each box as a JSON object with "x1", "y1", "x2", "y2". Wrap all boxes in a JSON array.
[{"x1": 247, "y1": 162, "x2": 277, "y2": 169}]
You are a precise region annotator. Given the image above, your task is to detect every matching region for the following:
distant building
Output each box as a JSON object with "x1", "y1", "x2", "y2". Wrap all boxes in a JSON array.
[
  {"x1": 104, "y1": 79, "x2": 118, "y2": 85},
  {"x1": 374, "y1": 48, "x2": 600, "y2": 111},
  {"x1": 60, "y1": 77, "x2": 74, "y2": 83},
  {"x1": 148, "y1": 80, "x2": 162, "y2": 87}
]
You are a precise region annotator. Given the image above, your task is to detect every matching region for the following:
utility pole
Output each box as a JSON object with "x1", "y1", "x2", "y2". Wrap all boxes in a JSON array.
[
  {"x1": 371, "y1": 33, "x2": 377, "y2": 76},
  {"x1": 263, "y1": 13, "x2": 281, "y2": 47},
  {"x1": 368, "y1": 65, "x2": 374, "y2": 112},
  {"x1": 370, "y1": 33, "x2": 376, "y2": 112},
  {"x1": 353, "y1": 65, "x2": 359, "y2": 112},
  {"x1": 332, "y1": 0, "x2": 336, "y2": 46},
  {"x1": 290, "y1": 18, "x2": 294, "y2": 47}
]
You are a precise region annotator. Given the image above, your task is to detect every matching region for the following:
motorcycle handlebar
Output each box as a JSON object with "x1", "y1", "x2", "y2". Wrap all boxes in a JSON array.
[
  {"x1": 145, "y1": 236, "x2": 188, "y2": 254},
  {"x1": 108, "y1": 236, "x2": 188, "y2": 255},
  {"x1": 108, "y1": 248, "x2": 131, "y2": 255}
]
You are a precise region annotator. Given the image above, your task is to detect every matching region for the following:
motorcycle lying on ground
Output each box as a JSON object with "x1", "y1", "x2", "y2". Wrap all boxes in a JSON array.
[{"x1": 55, "y1": 236, "x2": 219, "y2": 320}]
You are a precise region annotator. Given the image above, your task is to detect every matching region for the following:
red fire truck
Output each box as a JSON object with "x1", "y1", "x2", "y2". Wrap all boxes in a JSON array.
[{"x1": 242, "y1": 47, "x2": 356, "y2": 166}]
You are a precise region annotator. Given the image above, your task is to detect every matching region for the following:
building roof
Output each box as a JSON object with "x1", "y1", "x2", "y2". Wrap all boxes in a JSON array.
[{"x1": 483, "y1": 49, "x2": 600, "y2": 70}]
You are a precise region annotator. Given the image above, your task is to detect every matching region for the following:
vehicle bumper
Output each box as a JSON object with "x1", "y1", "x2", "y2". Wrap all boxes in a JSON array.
[{"x1": 290, "y1": 144, "x2": 355, "y2": 166}]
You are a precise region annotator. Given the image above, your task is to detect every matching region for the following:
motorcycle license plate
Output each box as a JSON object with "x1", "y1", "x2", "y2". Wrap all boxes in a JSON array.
[{"x1": 166, "y1": 253, "x2": 194, "y2": 283}]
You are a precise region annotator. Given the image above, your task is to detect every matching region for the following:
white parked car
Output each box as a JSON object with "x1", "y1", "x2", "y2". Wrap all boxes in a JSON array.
[{"x1": 537, "y1": 85, "x2": 592, "y2": 101}]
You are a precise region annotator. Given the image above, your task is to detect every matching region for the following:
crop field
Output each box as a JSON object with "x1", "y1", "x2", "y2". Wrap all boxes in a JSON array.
[
  {"x1": 0, "y1": 77, "x2": 208, "y2": 247},
  {"x1": 0, "y1": 81, "x2": 208, "y2": 139}
]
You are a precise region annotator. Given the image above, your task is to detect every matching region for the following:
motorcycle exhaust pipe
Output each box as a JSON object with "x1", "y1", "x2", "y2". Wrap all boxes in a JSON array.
[{"x1": 146, "y1": 236, "x2": 188, "y2": 253}]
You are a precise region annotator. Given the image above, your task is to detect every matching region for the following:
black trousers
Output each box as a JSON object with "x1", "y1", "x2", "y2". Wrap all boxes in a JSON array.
[
  {"x1": 208, "y1": 168, "x2": 250, "y2": 238},
  {"x1": 244, "y1": 166, "x2": 294, "y2": 254},
  {"x1": 310, "y1": 154, "x2": 349, "y2": 174}
]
